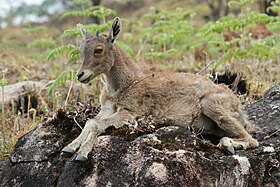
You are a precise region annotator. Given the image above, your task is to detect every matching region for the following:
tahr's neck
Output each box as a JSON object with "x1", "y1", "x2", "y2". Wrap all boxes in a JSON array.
[{"x1": 103, "y1": 45, "x2": 138, "y2": 96}]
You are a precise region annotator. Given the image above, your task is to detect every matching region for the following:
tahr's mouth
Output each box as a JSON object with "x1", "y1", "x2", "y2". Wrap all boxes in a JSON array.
[{"x1": 79, "y1": 74, "x2": 93, "y2": 84}]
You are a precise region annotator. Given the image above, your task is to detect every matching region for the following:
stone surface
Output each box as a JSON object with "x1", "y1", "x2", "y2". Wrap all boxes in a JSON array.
[{"x1": 0, "y1": 85, "x2": 280, "y2": 187}]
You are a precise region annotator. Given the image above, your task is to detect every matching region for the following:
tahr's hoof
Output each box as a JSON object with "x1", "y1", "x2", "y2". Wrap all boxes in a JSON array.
[
  {"x1": 74, "y1": 154, "x2": 88, "y2": 162},
  {"x1": 60, "y1": 147, "x2": 75, "y2": 157},
  {"x1": 218, "y1": 137, "x2": 235, "y2": 155},
  {"x1": 224, "y1": 145, "x2": 235, "y2": 155}
]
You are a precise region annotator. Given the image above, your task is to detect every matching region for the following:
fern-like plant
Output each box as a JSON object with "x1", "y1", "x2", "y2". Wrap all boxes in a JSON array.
[
  {"x1": 47, "y1": 44, "x2": 80, "y2": 62},
  {"x1": 60, "y1": 6, "x2": 116, "y2": 24}
]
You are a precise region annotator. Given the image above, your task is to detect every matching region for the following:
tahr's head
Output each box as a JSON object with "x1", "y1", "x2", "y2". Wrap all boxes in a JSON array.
[{"x1": 77, "y1": 17, "x2": 121, "y2": 83}]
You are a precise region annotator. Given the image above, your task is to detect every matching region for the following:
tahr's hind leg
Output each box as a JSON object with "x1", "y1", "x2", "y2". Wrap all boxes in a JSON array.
[
  {"x1": 201, "y1": 94, "x2": 259, "y2": 154},
  {"x1": 218, "y1": 137, "x2": 258, "y2": 154}
]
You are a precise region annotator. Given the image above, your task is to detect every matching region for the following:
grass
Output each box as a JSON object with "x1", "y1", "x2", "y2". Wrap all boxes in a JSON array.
[{"x1": 0, "y1": 112, "x2": 40, "y2": 159}]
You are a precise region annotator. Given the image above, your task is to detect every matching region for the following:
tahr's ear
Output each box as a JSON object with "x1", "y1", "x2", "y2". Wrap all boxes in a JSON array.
[
  {"x1": 107, "y1": 17, "x2": 122, "y2": 43},
  {"x1": 79, "y1": 24, "x2": 92, "y2": 39}
]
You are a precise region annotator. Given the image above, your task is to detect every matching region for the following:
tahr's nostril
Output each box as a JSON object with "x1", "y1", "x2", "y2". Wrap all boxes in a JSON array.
[{"x1": 77, "y1": 72, "x2": 85, "y2": 80}]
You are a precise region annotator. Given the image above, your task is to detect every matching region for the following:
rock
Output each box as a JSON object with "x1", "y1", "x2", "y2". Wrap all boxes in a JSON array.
[
  {"x1": 211, "y1": 70, "x2": 248, "y2": 95},
  {"x1": 0, "y1": 85, "x2": 280, "y2": 187},
  {"x1": 0, "y1": 80, "x2": 92, "y2": 114},
  {"x1": 0, "y1": 81, "x2": 46, "y2": 114}
]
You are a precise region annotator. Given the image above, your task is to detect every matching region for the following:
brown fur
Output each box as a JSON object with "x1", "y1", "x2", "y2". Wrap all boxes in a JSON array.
[{"x1": 62, "y1": 18, "x2": 259, "y2": 161}]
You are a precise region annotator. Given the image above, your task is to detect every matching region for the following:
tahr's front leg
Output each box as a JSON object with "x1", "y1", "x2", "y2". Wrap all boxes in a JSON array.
[
  {"x1": 61, "y1": 102, "x2": 114, "y2": 157},
  {"x1": 61, "y1": 118, "x2": 95, "y2": 156},
  {"x1": 62, "y1": 109, "x2": 133, "y2": 162}
]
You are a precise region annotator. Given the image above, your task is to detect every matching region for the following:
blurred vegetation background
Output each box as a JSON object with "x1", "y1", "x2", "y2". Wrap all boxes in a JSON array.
[{"x1": 0, "y1": 0, "x2": 279, "y2": 159}]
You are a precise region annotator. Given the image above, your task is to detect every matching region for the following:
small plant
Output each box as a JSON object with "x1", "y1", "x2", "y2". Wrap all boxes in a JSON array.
[
  {"x1": 0, "y1": 69, "x2": 8, "y2": 150},
  {"x1": 28, "y1": 108, "x2": 37, "y2": 128},
  {"x1": 60, "y1": 6, "x2": 116, "y2": 24},
  {"x1": 54, "y1": 92, "x2": 63, "y2": 110},
  {"x1": 21, "y1": 26, "x2": 47, "y2": 35},
  {"x1": 205, "y1": 13, "x2": 279, "y2": 68},
  {"x1": 266, "y1": 0, "x2": 280, "y2": 13},
  {"x1": 47, "y1": 44, "x2": 80, "y2": 63},
  {"x1": 27, "y1": 38, "x2": 56, "y2": 50},
  {"x1": 47, "y1": 70, "x2": 76, "y2": 96},
  {"x1": 124, "y1": 7, "x2": 196, "y2": 59}
]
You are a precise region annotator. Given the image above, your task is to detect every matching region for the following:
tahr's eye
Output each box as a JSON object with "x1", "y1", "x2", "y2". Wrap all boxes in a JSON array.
[{"x1": 94, "y1": 46, "x2": 103, "y2": 54}]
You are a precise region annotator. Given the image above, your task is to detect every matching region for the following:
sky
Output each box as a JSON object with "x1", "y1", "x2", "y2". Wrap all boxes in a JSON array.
[
  {"x1": 0, "y1": 0, "x2": 43, "y2": 14},
  {"x1": 0, "y1": 0, "x2": 64, "y2": 28},
  {"x1": 0, "y1": 0, "x2": 45, "y2": 27},
  {"x1": 0, "y1": 0, "x2": 43, "y2": 7}
]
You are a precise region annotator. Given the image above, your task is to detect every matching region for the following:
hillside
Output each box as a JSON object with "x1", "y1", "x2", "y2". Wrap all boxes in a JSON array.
[{"x1": 0, "y1": 0, "x2": 279, "y2": 161}]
